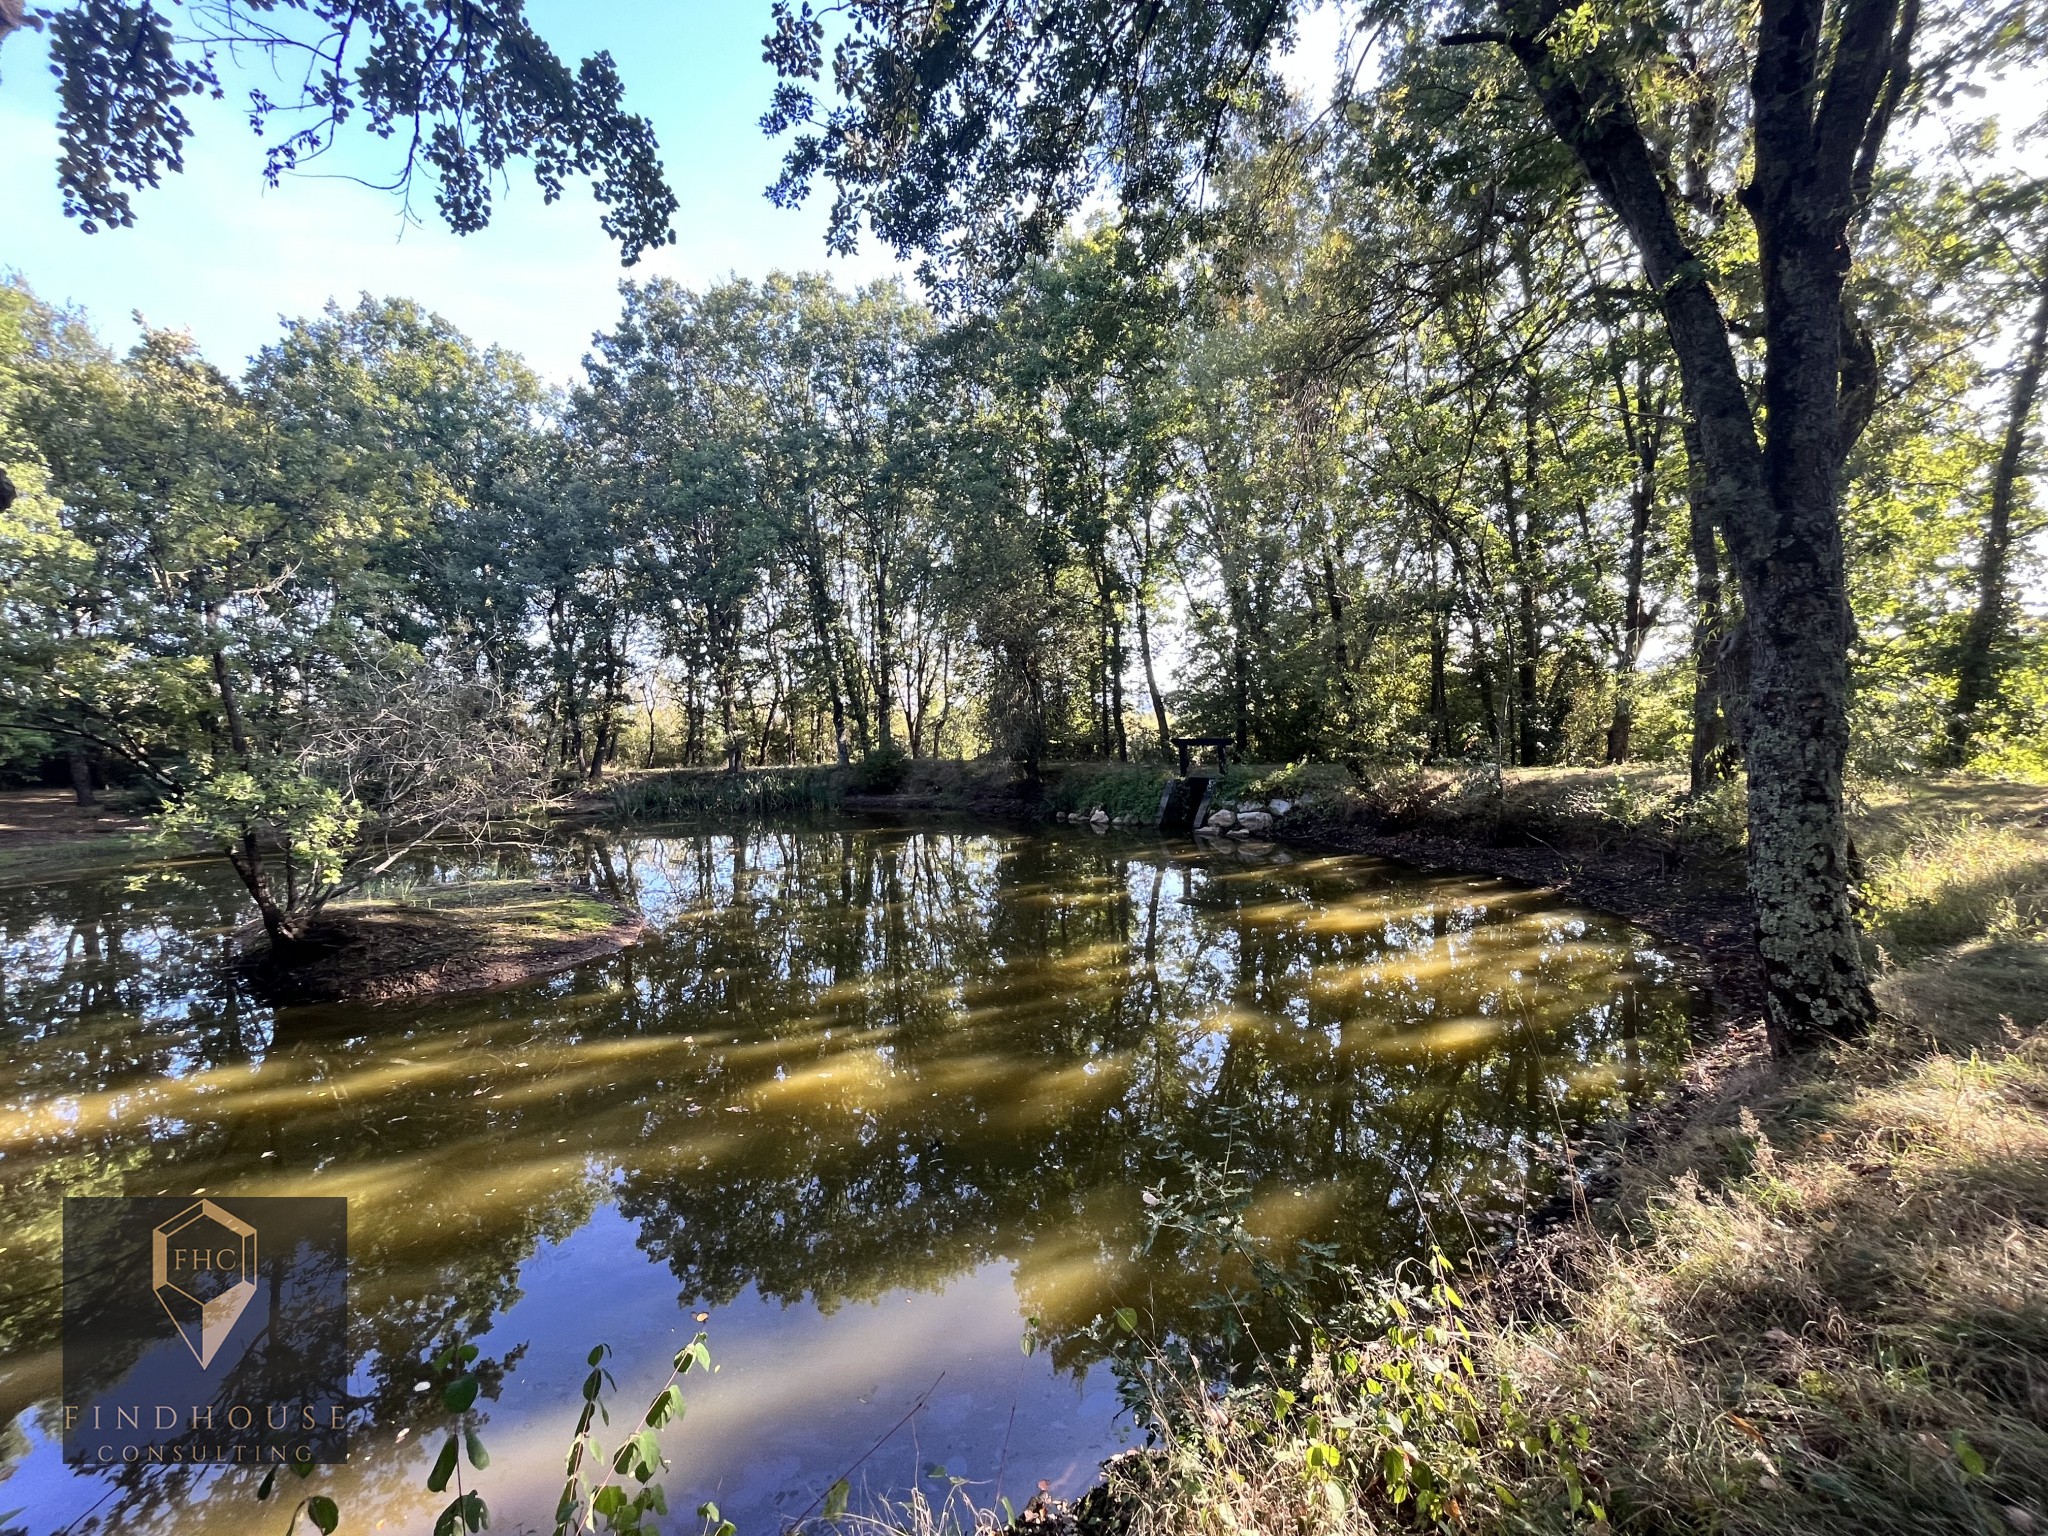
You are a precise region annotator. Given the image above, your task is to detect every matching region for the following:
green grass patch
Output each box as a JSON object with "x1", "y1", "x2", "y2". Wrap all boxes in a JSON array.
[
  {"x1": 1046, "y1": 762, "x2": 1173, "y2": 822},
  {"x1": 606, "y1": 766, "x2": 846, "y2": 820}
]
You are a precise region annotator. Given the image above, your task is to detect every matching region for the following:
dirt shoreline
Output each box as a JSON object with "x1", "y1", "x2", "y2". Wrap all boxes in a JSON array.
[{"x1": 239, "y1": 886, "x2": 645, "y2": 1005}]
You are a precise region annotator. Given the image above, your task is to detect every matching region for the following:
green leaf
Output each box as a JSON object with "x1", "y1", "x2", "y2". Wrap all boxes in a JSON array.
[
  {"x1": 587, "y1": 1344, "x2": 609, "y2": 1367},
  {"x1": 457, "y1": 1343, "x2": 480, "y2": 1364},
  {"x1": 1954, "y1": 1436, "x2": 1986, "y2": 1477},
  {"x1": 593, "y1": 1485, "x2": 628, "y2": 1518},
  {"x1": 257, "y1": 1467, "x2": 278, "y2": 1501},
  {"x1": 433, "y1": 1492, "x2": 487, "y2": 1536},
  {"x1": 307, "y1": 1495, "x2": 341, "y2": 1534},
  {"x1": 465, "y1": 1427, "x2": 490, "y2": 1469},
  {"x1": 823, "y1": 1477, "x2": 850, "y2": 1519},
  {"x1": 1113, "y1": 1306, "x2": 1137, "y2": 1333},
  {"x1": 645, "y1": 1384, "x2": 685, "y2": 1428},
  {"x1": 443, "y1": 1375, "x2": 480, "y2": 1414},
  {"x1": 428, "y1": 1434, "x2": 459, "y2": 1493}
]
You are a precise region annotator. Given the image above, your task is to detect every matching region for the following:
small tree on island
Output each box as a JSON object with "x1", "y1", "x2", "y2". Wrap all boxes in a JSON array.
[{"x1": 158, "y1": 662, "x2": 551, "y2": 953}]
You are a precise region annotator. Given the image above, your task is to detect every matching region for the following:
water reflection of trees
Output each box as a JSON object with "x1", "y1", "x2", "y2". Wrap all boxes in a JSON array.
[
  {"x1": 0, "y1": 828, "x2": 1693, "y2": 1529},
  {"x1": 600, "y1": 831, "x2": 1691, "y2": 1367}
]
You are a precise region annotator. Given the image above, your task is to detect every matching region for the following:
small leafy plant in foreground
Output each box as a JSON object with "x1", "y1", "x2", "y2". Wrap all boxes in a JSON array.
[
  {"x1": 554, "y1": 1333, "x2": 711, "y2": 1536},
  {"x1": 258, "y1": 1333, "x2": 714, "y2": 1536}
]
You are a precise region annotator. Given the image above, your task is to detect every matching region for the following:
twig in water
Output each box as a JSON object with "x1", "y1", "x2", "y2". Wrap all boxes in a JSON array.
[{"x1": 787, "y1": 1372, "x2": 946, "y2": 1528}]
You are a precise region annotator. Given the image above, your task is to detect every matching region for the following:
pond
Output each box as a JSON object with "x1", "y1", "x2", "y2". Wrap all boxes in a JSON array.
[{"x1": 0, "y1": 822, "x2": 1699, "y2": 1533}]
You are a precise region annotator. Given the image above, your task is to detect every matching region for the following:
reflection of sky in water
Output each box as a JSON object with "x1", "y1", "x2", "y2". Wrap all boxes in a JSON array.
[{"x1": 0, "y1": 825, "x2": 1698, "y2": 1533}]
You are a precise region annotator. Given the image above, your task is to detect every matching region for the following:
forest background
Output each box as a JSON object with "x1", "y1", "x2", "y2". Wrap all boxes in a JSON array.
[{"x1": 1, "y1": 0, "x2": 2045, "y2": 1024}]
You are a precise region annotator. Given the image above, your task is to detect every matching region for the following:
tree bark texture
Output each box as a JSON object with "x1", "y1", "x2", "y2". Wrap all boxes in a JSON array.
[{"x1": 1491, "y1": 0, "x2": 1905, "y2": 1047}]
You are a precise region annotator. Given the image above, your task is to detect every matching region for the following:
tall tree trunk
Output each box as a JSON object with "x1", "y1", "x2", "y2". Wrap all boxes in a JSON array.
[
  {"x1": 1605, "y1": 422, "x2": 1657, "y2": 764},
  {"x1": 1499, "y1": 447, "x2": 1543, "y2": 766},
  {"x1": 206, "y1": 613, "x2": 252, "y2": 759},
  {"x1": 1107, "y1": 601, "x2": 1129, "y2": 762},
  {"x1": 67, "y1": 748, "x2": 96, "y2": 807},
  {"x1": 872, "y1": 545, "x2": 896, "y2": 754},
  {"x1": 1945, "y1": 271, "x2": 2048, "y2": 763},
  {"x1": 801, "y1": 525, "x2": 853, "y2": 765},
  {"x1": 1135, "y1": 593, "x2": 1172, "y2": 756},
  {"x1": 204, "y1": 609, "x2": 296, "y2": 944},
  {"x1": 1493, "y1": 0, "x2": 1906, "y2": 1047},
  {"x1": 1426, "y1": 594, "x2": 1450, "y2": 762}
]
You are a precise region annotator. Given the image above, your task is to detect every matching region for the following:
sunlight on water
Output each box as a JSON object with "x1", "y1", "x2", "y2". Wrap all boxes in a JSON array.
[{"x1": 0, "y1": 823, "x2": 1699, "y2": 1532}]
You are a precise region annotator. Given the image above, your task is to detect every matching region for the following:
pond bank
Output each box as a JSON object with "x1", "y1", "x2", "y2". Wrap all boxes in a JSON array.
[
  {"x1": 239, "y1": 880, "x2": 644, "y2": 1004},
  {"x1": 0, "y1": 787, "x2": 150, "y2": 884},
  {"x1": 1006, "y1": 771, "x2": 2048, "y2": 1536}
]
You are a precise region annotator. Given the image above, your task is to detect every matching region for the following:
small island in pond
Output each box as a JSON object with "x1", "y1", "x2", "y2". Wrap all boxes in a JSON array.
[{"x1": 239, "y1": 880, "x2": 644, "y2": 1005}]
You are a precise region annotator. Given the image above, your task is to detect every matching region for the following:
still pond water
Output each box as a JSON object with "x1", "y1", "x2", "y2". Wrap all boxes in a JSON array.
[{"x1": 0, "y1": 823, "x2": 1698, "y2": 1533}]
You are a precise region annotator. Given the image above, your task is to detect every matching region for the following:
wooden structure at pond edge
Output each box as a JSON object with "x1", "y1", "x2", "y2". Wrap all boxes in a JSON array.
[
  {"x1": 1159, "y1": 737, "x2": 1233, "y2": 834},
  {"x1": 1172, "y1": 736, "x2": 1232, "y2": 776}
]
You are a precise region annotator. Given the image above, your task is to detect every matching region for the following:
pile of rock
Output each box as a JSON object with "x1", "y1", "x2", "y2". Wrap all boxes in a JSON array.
[
  {"x1": 1053, "y1": 807, "x2": 1135, "y2": 827},
  {"x1": 1196, "y1": 798, "x2": 1294, "y2": 840}
]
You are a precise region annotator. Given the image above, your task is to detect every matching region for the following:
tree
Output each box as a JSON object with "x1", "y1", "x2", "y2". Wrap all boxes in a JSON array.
[
  {"x1": 13, "y1": 0, "x2": 676, "y2": 259},
  {"x1": 1943, "y1": 169, "x2": 2048, "y2": 762},
  {"x1": 759, "y1": 0, "x2": 1984, "y2": 1049},
  {"x1": 157, "y1": 660, "x2": 546, "y2": 948}
]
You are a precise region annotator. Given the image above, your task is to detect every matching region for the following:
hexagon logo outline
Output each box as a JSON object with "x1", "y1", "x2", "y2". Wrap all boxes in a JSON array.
[{"x1": 150, "y1": 1198, "x2": 257, "y2": 1369}]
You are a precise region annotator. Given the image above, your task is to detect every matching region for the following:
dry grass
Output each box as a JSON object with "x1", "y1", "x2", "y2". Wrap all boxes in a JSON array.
[
  {"x1": 1853, "y1": 781, "x2": 2048, "y2": 957},
  {"x1": 242, "y1": 879, "x2": 640, "y2": 1004}
]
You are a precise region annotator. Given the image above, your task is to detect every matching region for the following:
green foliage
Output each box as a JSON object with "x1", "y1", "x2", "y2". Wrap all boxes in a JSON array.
[
  {"x1": 1170, "y1": 1256, "x2": 1606, "y2": 1529},
  {"x1": 608, "y1": 767, "x2": 845, "y2": 820},
  {"x1": 554, "y1": 1334, "x2": 711, "y2": 1536},
  {"x1": 41, "y1": 0, "x2": 675, "y2": 258},
  {"x1": 262, "y1": 1333, "x2": 713, "y2": 1536},
  {"x1": 1213, "y1": 761, "x2": 1354, "y2": 806},
  {"x1": 849, "y1": 747, "x2": 911, "y2": 794},
  {"x1": 1046, "y1": 763, "x2": 1171, "y2": 822},
  {"x1": 1096, "y1": 1127, "x2": 1611, "y2": 1531},
  {"x1": 153, "y1": 766, "x2": 357, "y2": 889}
]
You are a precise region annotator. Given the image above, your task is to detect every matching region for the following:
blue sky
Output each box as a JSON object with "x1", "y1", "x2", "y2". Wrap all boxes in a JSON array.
[
  {"x1": 3, "y1": 4, "x2": 2030, "y2": 390},
  {"x1": 0, "y1": 2, "x2": 915, "y2": 381}
]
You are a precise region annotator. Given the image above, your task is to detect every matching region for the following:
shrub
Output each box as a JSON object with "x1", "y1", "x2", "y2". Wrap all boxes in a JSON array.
[
  {"x1": 1046, "y1": 762, "x2": 1173, "y2": 822},
  {"x1": 849, "y1": 746, "x2": 911, "y2": 794}
]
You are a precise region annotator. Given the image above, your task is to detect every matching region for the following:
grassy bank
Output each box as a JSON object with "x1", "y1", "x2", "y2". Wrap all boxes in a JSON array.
[
  {"x1": 0, "y1": 787, "x2": 153, "y2": 885},
  {"x1": 1030, "y1": 766, "x2": 2048, "y2": 1535},
  {"x1": 1068, "y1": 937, "x2": 2046, "y2": 1535}
]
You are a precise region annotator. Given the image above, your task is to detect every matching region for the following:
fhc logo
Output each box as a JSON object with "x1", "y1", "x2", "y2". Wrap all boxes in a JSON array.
[
  {"x1": 63, "y1": 1196, "x2": 349, "y2": 1466},
  {"x1": 152, "y1": 1200, "x2": 259, "y2": 1368}
]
